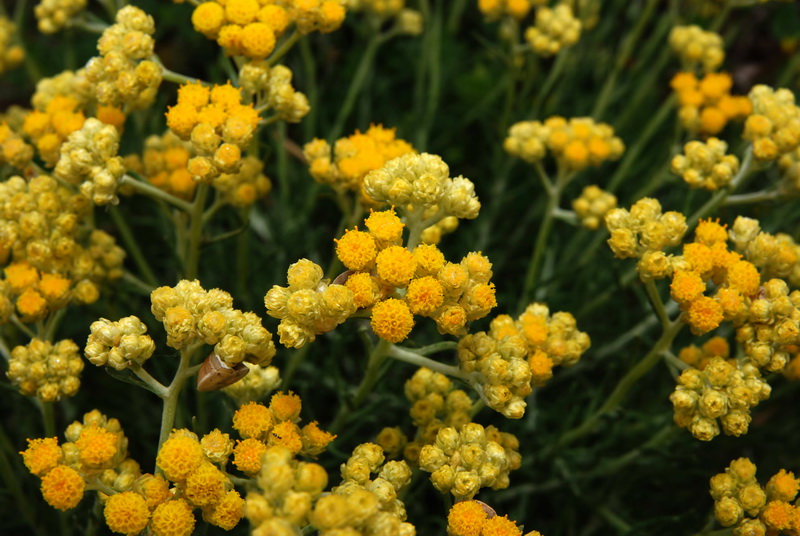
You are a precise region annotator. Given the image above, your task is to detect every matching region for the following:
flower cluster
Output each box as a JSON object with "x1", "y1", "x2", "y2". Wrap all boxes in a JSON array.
[
  {"x1": 710, "y1": 458, "x2": 800, "y2": 536},
  {"x1": 670, "y1": 356, "x2": 771, "y2": 440},
  {"x1": 671, "y1": 71, "x2": 751, "y2": 135},
  {"x1": 6, "y1": 338, "x2": 83, "y2": 402},
  {"x1": 22, "y1": 95, "x2": 86, "y2": 167},
  {"x1": 156, "y1": 429, "x2": 245, "y2": 532},
  {"x1": 478, "y1": 0, "x2": 539, "y2": 21},
  {"x1": 448, "y1": 500, "x2": 542, "y2": 536},
  {"x1": 571, "y1": 185, "x2": 617, "y2": 230},
  {"x1": 363, "y1": 153, "x2": 481, "y2": 226},
  {"x1": 399, "y1": 367, "x2": 476, "y2": 459},
  {"x1": 264, "y1": 258, "x2": 356, "y2": 348},
  {"x1": 124, "y1": 131, "x2": 195, "y2": 200},
  {"x1": 245, "y1": 445, "x2": 329, "y2": 533},
  {"x1": 239, "y1": 63, "x2": 310, "y2": 122},
  {"x1": 214, "y1": 155, "x2": 273, "y2": 206},
  {"x1": 166, "y1": 82, "x2": 260, "y2": 182},
  {"x1": 459, "y1": 303, "x2": 590, "y2": 418},
  {"x1": 778, "y1": 145, "x2": 800, "y2": 193},
  {"x1": 84, "y1": 316, "x2": 156, "y2": 371},
  {"x1": 0, "y1": 175, "x2": 125, "y2": 319},
  {"x1": 21, "y1": 410, "x2": 136, "y2": 512},
  {"x1": 191, "y1": 0, "x2": 346, "y2": 59},
  {"x1": 669, "y1": 25, "x2": 724, "y2": 72},
  {"x1": 54, "y1": 118, "x2": 126, "y2": 205},
  {"x1": 334, "y1": 209, "x2": 497, "y2": 341},
  {"x1": 743, "y1": 84, "x2": 800, "y2": 162},
  {"x1": 84, "y1": 6, "x2": 162, "y2": 110},
  {"x1": 524, "y1": 4, "x2": 581, "y2": 57},
  {"x1": 315, "y1": 442, "x2": 415, "y2": 535},
  {"x1": 0, "y1": 16, "x2": 23, "y2": 75},
  {"x1": 348, "y1": 0, "x2": 423, "y2": 34},
  {"x1": 504, "y1": 117, "x2": 624, "y2": 172},
  {"x1": 231, "y1": 394, "x2": 336, "y2": 475},
  {"x1": 671, "y1": 137, "x2": 740, "y2": 190},
  {"x1": 678, "y1": 335, "x2": 730, "y2": 370},
  {"x1": 605, "y1": 198, "x2": 688, "y2": 272},
  {"x1": 304, "y1": 124, "x2": 414, "y2": 198},
  {"x1": 34, "y1": 0, "x2": 87, "y2": 33},
  {"x1": 419, "y1": 423, "x2": 521, "y2": 499},
  {"x1": 151, "y1": 279, "x2": 276, "y2": 368},
  {"x1": 728, "y1": 216, "x2": 800, "y2": 286}
]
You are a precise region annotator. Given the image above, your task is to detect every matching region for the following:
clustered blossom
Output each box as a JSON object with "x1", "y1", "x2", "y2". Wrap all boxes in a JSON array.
[
  {"x1": 191, "y1": 0, "x2": 346, "y2": 59},
  {"x1": 447, "y1": 500, "x2": 543, "y2": 536},
  {"x1": 671, "y1": 137, "x2": 740, "y2": 190},
  {"x1": 504, "y1": 117, "x2": 624, "y2": 172},
  {"x1": 347, "y1": 0, "x2": 423, "y2": 34},
  {"x1": 155, "y1": 429, "x2": 245, "y2": 532},
  {"x1": 524, "y1": 4, "x2": 581, "y2": 57},
  {"x1": 678, "y1": 336, "x2": 731, "y2": 370},
  {"x1": 729, "y1": 216, "x2": 800, "y2": 286},
  {"x1": 363, "y1": 153, "x2": 481, "y2": 229},
  {"x1": 669, "y1": 25, "x2": 724, "y2": 72},
  {"x1": 244, "y1": 445, "x2": 329, "y2": 533},
  {"x1": 571, "y1": 185, "x2": 617, "y2": 230},
  {"x1": 0, "y1": 175, "x2": 125, "y2": 321},
  {"x1": 22, "y1": 94, "x2": 86, "y2": 167},
  {"x1": 213, "y1": 155, "x2": 273, "y2": 207},
  {"x1": 264, "y1": 258, "x2": 356, "y2": 348},
  {"x1": 671, "y1": 71, "x2": 751, "y2": 135},
  {"x1": 743, "y1": 84, "x2": 800, "y2": 162},
  {"x1": 151, "y1": 279, "x2": 276, "y2": 368},
  {"x1": 478, "y1": 0, "x2": 541, "y2": 21},
  {"x1": 6, "y1": 338, "x2": 83, "y2": 402},
  {"x1": 459, "y1": 303, "x2": 590, "y2": 418},
  {"x1": 84, "y1": 316, "x2": 156, "y2": 371},
  {"x1": 0, "y1": 16, "x2": 23, "y2": 75},
  {"x1": 54, "y1": 118, "x2": 126, "y2": 205},
  {"x1": 313, "y1": 442, "x2": 415, "y2": 535},
  {"x1": 0, "y1": 121, "x2": 34, "y2": 170},
  {"x1": 670, "y1": 356, "x2": 771, "y2": 440},
  {"x1": 239, "y1": 63, "x2": 310, "y2": 122},
  {"x1": 304, "y1": 124, "x2": 414, "y2": 199},
  {"x1": 124, "y1": 131, "x2": 195, "y2": 200},
  {"x1": 605, "y1": 197, "x2": 688, "y2": 273},
  {"x1": 21, "y1": 410, "x2": 141, "y2": 514},
  {"x1": 709, "y1": 458, "x2": 800, "y2": 536},
  {"x1": 418, "y1": 422, "x2": 521, "y2": 500},
  {"x1": 34, "y1": 0, "x2": 87, "y2": 33},
  {"x1": 84, "y1": 6, "x2": 162, "y2": 110},
  {"x1": 221, "y1": 362, "x2": 282, "y2": 405},
  {"x1": 230, "y1": 394, "x2": 336, "y2": 473},
  {"x1": 332, "y1": 209, "x2": 497, "y2": 341},
  {"x1": 165, "y1": 82, "x2": 260, "y2": 182}
]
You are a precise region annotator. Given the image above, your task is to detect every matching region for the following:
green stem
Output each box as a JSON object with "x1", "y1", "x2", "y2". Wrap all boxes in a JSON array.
[
  {"x1": 156, "y1": 347, "x2": 197, "y2": 464},
  {"x1": 518, "y1": 168, "x2": 569, "y2": 310},
  {"x1": 387, "y1": 344, "x2": 471, "y2": 383},
  {"x1": 643, "y1": 279, "x2": 669, "y2": 329},
  {"x1": 10, "y1": 314, "x2": 36, "y2": 339},
  {"x1": 531, "y1": 50, "x2": 568, "y2": 117},
  {"x1": 413, "y1": 341, "x2": 458, "y2": 356},
  {"x1": 39, "y1": 401, "x2": 55, "y2": 437},
  {"x1": 109, "y1": 205, "x2": 158, "y2": 287},
  {"x1": 268, "y1": 29, "x2": 301, "y2": 66},
  {"x1": 328, "y1": 32, "x2": 384, "y2": 143},
  {"x1": 120, "y1": 175, "x2": 193, "y2": 212},
  {"x1": 591, "y1": 0, "x2": 659, "y2": 120},
  {"x1": 184, "y1": 183, "x2": 210, "y2": 280},
  {"x1": 122, "y1": 271, "x2": 155, "y2": 295},
  {"x1": 547, "y1": 318, "x2": 684, "y2": 454},
  {"x1": 131, "y1": 365, "x2": 169, "y2": 397},
  {"x1": 723, "y1": 190, "x2": 780, "y2": 206},
  {"x1": 43, "y1": 308, "x2": 66, "y2": 341}
]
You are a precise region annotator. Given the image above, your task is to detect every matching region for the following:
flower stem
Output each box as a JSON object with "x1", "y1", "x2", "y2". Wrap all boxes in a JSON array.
[
  {"x1": 109, "y1": 205, "x2": 158, "y2": 287},
  {"x1": 268, "y1": 29, "x2": 301, "y2": 67},
  {"x1": 120, "y1": 175, "x2": 193, "y2": 213},
  {"x1": 156, "y1": 347, "x2": 197, "y2": 466},
  {"x1": 184, "y1": 183, "x2": 210, "y2": 280},
  {"x1": 387, "y1": 344, "x2": 470, "y2": 383},
  {"x1": 644, "y1": 279, "x2": 670, "y2": 330},
  {"x1": 546, "y1": 317, "x2": 684, "y2": 455},
  {"x1": 39, "y1": 400, "x2": 55, "y2": 437}
]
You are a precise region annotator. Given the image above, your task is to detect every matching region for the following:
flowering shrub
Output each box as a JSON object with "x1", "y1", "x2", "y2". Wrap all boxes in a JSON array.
[{"x1": 1, "y1": 0, "x2": 800, "y2": 534}]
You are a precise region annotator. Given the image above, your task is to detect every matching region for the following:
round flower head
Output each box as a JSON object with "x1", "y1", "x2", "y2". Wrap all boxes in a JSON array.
[
  {"x1": 104, "y1": 491, "x2": 151, "y2": 535},
  {"x1": 233, "y1": 438, "x2": 268, "y2": 474},
  {"x1": 336, "y1": 228, "x2": 378, "y2": 271},
  {"x1": 270, "y1": 391, "x2": 302, "y2": 422},
  {"x1": 233, "y1": 401, "x2": 274, "y2": 439},
  {"x1": 150, "y1": 499, "x2": 196, "y2": 536},
  {"x1": 204, "y1": 489, "x2": 245, "y2": 530},
  {"x1": 41, "y1": 465, "x2": 85, "y2": 511},
  {"x1": 156, "y1": 431, "x2": 204, "y2": 482},
  {"x1": 371, "y1": 298, "x2": 415, "y2": 343},
  {"x1": 364, "y1": 208, "x2": 404, "y2": 245},
  {"x1": 21, "y1": 437, "x2": 63, "y2": 476},
  {"x1": 448, "y1": 500, "x2": 489, "y2": 535}
]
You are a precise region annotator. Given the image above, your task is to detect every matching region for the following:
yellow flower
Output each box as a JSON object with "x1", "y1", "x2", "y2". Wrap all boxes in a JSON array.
[
  {"x1": 184, "y1": 462, "x2": 227, "y2": 507},
  {"x1": 413, "y1": 243, "x2": 446, "y2": 277},
  {"x1": 371, "y1": 298, "x2": 415, "y2": 343},
  {"x1": 695, "y1": 218, "x2": 728, "y2": 246},
  {"x1": 725, "y1": 260, "x2": 760, "y2": 296},
  {"x1": 76, "y1": 425, "x2": 118, "y2": 468},
  {"x1": 136, "y1": 473, "x2": 170, "y2": 510},
  {"x1": 670, "y1": 270, "x2": 706, "y2": 306},
  {"x1": 232, "y1": 401, "x2": 274, "y2": 439},
  {"x1": 336, "y1": 228, "x2": 378, "y2": 271},
  {"x1": 241, "y1": 22, "x2": 276, "y2": 59},
  {"x1": 40, "y1": 465, "x2": 85, "y2": 511},
  {"x1": 767, "y1": 469, "x2": 800, "y2": 502},
  {"x1": 150, "y1": 499, "x2": 196, "y2": 536},
  {"x1": 203, "y1": 489, "x2": 245, "y2": 530},
  {"x1": 364, "y1": 208, "x2": 404, "y2": 245},
  {"x1": 483, "y1": 515, "x2": 523, "y2": 536},
  {"x1": 270, "y1": 420, "x2": 303, "y2": 454},
  {"x1": 192, "y1": 2, "x2": 225, "y2": 37},
  {"x1": 270, "y1": 391, "x2": 302, "y2": 422},
  {"x1": 345, "y1": 272, "x2": 380, "y2": 309},
  {"x1": 301, "y1": 421, "x2": 336, "y2": 457},
  {"x1": 156, "y1": 432, "x2": 204, "y2": 482},
  {"x1": 20, "y1": 437, "x2": 62, "y2": 476},
  {"x1": 16, "y1": 288, "x2": 48, "y2": 321},
  {"x1": 447, "y1": 500, "x2": 488, "y2": 536},
  {"x1": 104, "y1": 491, "x2": 151, "y2": 535},
  {"x1": 405, "y1": 276, "x2": 444, "y2": 315},
  {"x1": 687, "y1": 296, "x2": 724, "y2": 335},
  {"x1": 5, "y1": 262, "x2": 39, "y2": 292},
  {"x1": 233, "y1": 438, "x2": 268, "y2": 474}
]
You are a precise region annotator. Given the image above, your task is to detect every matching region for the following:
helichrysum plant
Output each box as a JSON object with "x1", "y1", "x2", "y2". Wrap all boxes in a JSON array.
[{"x1": 2, "y1": 0, "x2": 800, "y2": 534}]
